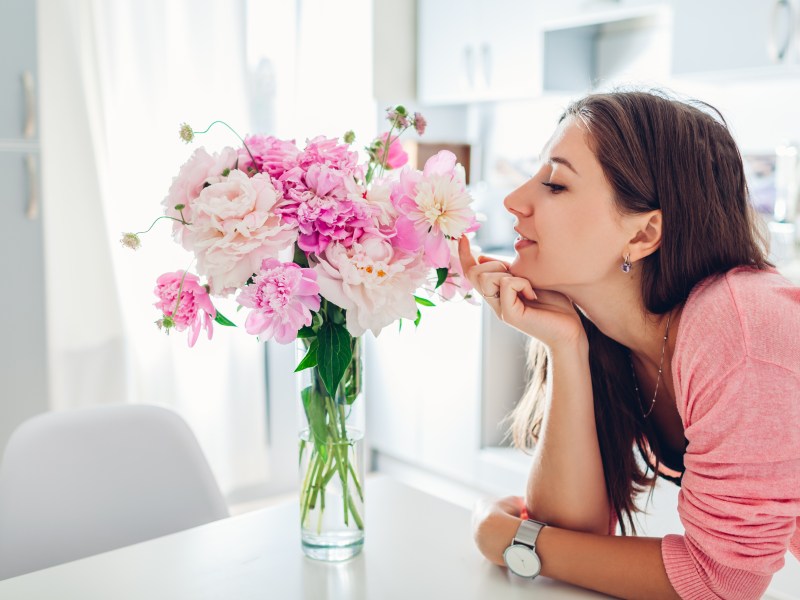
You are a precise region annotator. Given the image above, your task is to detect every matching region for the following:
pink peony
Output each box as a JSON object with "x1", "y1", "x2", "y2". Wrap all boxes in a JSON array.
[
  {"x1": 237, "y1": 135, "x2": 300, "y2": 179},
  {"x1": 153, "y1": 271, "x2": 216, "y2": 347},
  {"x1": 279, "y1": 163, "x2": 372, "y2": 255},
  {"x1": 236, "y1": 258, "x2": 321, "y2": 344},
  {"x1": 162, "y1": 147, "x2": 239, "y2": 240},
  {"x1": 313, "y1": 233, "x2": 430, "y2": 337},
  {"x1": 392, "y1": 150, "x2": 478, "y2": 268},
  {"x1": 297, "y1": 135, "x2": 360, "y2": 172},
  {"x1": 182, "y1": 170, "x2": 297, "y2": 295},
  {"x1": 375, "y1": 133, "x2": 408, "y2": 169},
  {"x1": 437, "y1": 239, "x2": 477, "y2": 302}
]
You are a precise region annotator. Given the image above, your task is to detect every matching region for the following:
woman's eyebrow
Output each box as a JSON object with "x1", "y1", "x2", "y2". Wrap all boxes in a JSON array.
[{"x1": 549, "y1": 156, "x2": 579, "y2": 175}]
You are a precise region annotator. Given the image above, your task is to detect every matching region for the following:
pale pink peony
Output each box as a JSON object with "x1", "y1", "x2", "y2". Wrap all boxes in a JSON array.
[
  {"x1": 375, "y1": 133, "x2": 408, "y2": 169},
  {"x1": 182, "y1": 170, "x2": 297, "y2": 295},
  {"x1": 279, "y1": 163, "x2": 372, "y2": 255},
  {"x1": 162, "y1": 147, "x2": 239, "y2": 240},
  {"x1": 313, "y1": 233, "x2": 429, "y2": 337},
  {"x1": 358, "y1": 178, "x2": 397, "y2": 229},
  {"x1": 236, "y1": 258, "x2": 321, "y2": 344},
  {"x1": 392, "y1": 150, "x2": 478, "y2": 268},
  {"x1": 237, "y1": 135, "x2": 300, "y2": 178},
  {"x1": 153, "y1": 271, "x2": 216, "y2": 347}
]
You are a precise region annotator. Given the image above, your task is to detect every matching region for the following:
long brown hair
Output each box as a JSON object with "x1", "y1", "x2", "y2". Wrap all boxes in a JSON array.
[{"x1": 508, "y1": 90, "x2": 772, "y2": 535}]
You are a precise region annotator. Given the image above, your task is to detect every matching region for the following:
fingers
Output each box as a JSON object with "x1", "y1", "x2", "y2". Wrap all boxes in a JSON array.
[
  {"x1": 457, "y1": 236, "x2": 477, "y2": 272},
  {"x1": 499, "y1": 276, "x2": 538, "y2": 303},
  {"x1": 478, "y1": 254, "x2": 512, "y2": 270}
]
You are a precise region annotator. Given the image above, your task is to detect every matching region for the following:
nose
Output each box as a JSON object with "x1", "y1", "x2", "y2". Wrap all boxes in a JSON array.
[{"x1": 503, "y1": 183, "x2": 531, "y2": 217}]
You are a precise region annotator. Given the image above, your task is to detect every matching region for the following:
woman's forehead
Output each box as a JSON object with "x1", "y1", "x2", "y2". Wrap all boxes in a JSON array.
[{"x1": 539, "y1": 118, "x2": 596, "y2": 173}]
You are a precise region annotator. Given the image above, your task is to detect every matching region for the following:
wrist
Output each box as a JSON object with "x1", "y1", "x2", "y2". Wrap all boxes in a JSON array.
[{"x1": 475, "y1": 511, "x2": 522, "y2": 566}]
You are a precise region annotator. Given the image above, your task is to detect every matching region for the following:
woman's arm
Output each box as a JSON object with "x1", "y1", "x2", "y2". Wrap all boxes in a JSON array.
[
  {"x1": 525, "y1": 341, "x2": 610, "y2": 534},
  {"x1": 458, "y1": 238, "x2": 610, "y2": 534},
  {"x1": 473, "y1": 499, "x2": 680, "y2": 600}
]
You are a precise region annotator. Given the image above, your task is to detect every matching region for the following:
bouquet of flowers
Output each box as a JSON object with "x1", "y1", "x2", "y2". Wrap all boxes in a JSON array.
[{"x1": 123, "y1": 106, "x2": 478, "y2": 559}]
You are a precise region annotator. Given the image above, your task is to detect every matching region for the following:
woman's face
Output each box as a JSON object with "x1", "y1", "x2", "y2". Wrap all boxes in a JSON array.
[{"x1": 504, "y1": 117, "x2": 631, "y2": 291}]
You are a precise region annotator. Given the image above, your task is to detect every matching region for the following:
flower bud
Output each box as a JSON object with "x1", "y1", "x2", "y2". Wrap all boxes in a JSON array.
[
  {"x1": 413, "y1": 112, "x2": 427, "y2": 136},
  {"x1": 178, "y1": 123, "x2": 194, "y2": 143},
  {"x1": 120, "y1": 232, "x2": 141, "y2": 250},
  {"x1": 343, "y1": 130, "x2": 355, "y2": 144}
]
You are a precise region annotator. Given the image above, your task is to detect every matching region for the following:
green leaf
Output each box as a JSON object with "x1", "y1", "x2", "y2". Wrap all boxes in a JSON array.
[
  {"x1": 414, "y1": 295, "x2": 435, "y2": 307},
  {"x1": 414, "y1": 308, "x2": 422, "y2": 327},
  {"x1": 214, "y1": 311, "x2": 236, "y2": 327},
  {"x1": 296, "y1": 325, "x2": 315, "y2": 339},
  {"x1": 301, "y1": 386, "x2": 328, "y2": 458},
  {"x1": 294, "y1": 338, "x2": 319, "y2": 372},
  {"x1": 317, "y1": 322, "x2": 353, "y2": 396},
  {"x1": 398, "y1": 319, "x2": 403, "y2": 332},
  {"x1": 293, "y1": 243, "x2": 309, "y2": 268},
  {"x1": 435, "y1": 267, "x2": 449, "y2": 289}
]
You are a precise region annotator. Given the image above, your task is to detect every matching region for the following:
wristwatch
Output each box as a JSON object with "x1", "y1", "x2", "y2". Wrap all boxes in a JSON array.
[{"x1": 503, "y1": 519, "x2": 546, "y2": 578}]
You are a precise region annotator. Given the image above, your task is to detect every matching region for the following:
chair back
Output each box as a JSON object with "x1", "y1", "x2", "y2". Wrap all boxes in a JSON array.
[{"x1": 0, "y1": 404, "x2": 228, "y2": 580}]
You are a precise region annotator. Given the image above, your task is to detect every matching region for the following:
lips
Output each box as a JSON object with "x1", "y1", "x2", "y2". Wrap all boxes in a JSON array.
[{"x1": 514, "y1": 228, "x2": 536, "y2": 243}]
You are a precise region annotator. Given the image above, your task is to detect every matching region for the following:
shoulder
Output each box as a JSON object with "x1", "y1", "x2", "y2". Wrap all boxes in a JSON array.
[
  {"x1": 673, "y1": 266, "x2": 800, "y2": 423},
  {"x1": 679, "y1": 266, "x2": 800, "y2": 365}
]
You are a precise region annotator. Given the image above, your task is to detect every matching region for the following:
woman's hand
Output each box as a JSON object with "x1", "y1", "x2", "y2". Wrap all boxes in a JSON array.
[
  {"x1": 472, "y1": 496, "x2": 526, "y2": 566},
  {"x1": 458, "y1": 237, "x2": 586, "y2": 350}
]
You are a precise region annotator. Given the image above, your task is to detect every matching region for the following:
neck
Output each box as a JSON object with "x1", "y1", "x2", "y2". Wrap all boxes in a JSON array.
[{"x1": 557, "y1": 274, "x2": 677, "y2": 369}]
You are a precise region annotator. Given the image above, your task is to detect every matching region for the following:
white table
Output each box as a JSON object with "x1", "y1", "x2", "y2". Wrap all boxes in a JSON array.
[{"x1": 0, "y1": 476, "x2": 609, "y2": 599}]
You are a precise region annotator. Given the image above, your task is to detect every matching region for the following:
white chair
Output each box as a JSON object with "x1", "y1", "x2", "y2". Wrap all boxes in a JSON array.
[{"x1": 0, "y1": 404, "x2": 229, "y2": 580}]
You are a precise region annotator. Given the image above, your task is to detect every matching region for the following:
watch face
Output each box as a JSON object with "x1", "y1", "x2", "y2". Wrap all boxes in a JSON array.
[{"x1": 503, "y1": 544, "x2": 541, "y2": 578}]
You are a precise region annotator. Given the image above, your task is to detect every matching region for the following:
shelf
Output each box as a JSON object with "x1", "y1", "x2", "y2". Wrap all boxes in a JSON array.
[{"x1": 541, "y1": 4, "x2": 671, "y2": 93}]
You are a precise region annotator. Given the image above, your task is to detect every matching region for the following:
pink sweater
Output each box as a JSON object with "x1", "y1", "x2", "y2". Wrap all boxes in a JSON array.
[{"x1": 652, "y1": 266, "x2": 800, "y2": 599}]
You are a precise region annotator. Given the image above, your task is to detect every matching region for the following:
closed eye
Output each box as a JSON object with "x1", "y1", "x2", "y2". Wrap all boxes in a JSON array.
[{"x1": 541, "y1": 181, "x2": 566, "y2": 193}]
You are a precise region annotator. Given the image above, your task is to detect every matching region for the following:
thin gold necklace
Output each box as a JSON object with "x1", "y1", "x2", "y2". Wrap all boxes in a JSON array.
[{"x1": 629, "y1": 311, "x2": 673, "y2": 419}]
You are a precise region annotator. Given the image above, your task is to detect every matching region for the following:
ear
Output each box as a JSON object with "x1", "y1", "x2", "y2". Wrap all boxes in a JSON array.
[{"x1": 626, "y1": 210, "x2": 662, "y2": 261}]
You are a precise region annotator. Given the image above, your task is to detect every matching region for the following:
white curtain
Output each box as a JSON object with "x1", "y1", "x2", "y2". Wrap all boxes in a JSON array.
[{"x1": 39, "y1": 0, "x2": 374, "y2": 502}]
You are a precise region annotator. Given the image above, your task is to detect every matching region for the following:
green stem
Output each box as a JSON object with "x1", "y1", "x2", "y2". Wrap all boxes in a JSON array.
[
  {"x1": 134, "y1": 214, "x2": 191, "y2": 237},
  {"x1": 191, "y1": 120, "x2": 256, "y2": 165}
]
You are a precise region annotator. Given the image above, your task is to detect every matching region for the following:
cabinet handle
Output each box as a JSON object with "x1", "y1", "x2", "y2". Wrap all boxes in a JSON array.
[
  {"x1": 22, "y1": 71, "x2": 37, "y2": 139},
  {"x1": 768, "y1": 0, "x2": 796, "y2": 63},
  {"x1": 463, "y1": 45, "x2": 475, "y2": 88},
  {"x1": 25, "y1": 154, "x2": 39, "y2": 220},
  {"x1": 481, "y1": 43, "x2": 492, "y2": 87}
]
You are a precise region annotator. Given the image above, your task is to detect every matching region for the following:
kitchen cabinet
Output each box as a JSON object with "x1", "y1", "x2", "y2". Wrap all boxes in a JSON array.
[
  {"x1": 671, "y1": 0, "x2": 800, "y2": 77},
  {"x1": 417, "y1": 0, "x2": 540, "y2": 104},
  {"x1": 0, "y1": 0, "x2": 37, "y2": 140},
  {"x1": 0, "y1": 0, "x2": 49, "y2": 456}
]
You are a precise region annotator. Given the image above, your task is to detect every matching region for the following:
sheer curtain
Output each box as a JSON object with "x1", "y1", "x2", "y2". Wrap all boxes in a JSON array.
[{"x1": 40, "y1": 0, "x2": 374, "y2": 502}]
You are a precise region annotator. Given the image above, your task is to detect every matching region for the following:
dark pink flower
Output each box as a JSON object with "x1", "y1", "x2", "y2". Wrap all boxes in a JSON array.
[
  {"x1": 375, "y1": 133, "x2": 408, "y2": 169},
  {"x1": 153, "y1": 271, "x2": 216, "y2": 347},
  {"x1": 238, "y1": 135, "x2": 300, "y2": 178}
]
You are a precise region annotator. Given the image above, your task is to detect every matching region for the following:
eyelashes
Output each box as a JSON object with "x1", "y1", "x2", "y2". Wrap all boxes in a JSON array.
[{"x1": 541, "y1": 181, "x2": 566, "y2": 193}]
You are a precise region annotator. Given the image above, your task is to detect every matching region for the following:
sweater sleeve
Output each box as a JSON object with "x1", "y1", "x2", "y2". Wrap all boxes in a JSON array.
[{"x1": 661, "y1": 356, "x2": 800, "y2": 600}]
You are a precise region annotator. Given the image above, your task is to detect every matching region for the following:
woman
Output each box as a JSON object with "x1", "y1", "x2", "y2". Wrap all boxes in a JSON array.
[{"x1": 459, "y1": 90, "x2": 800, "y2": 599}]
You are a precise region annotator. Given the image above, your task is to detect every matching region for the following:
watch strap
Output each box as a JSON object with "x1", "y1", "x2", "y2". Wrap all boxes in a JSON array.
[{"x1": 514, "y1": 519, "x2": 546, "y2": 549}]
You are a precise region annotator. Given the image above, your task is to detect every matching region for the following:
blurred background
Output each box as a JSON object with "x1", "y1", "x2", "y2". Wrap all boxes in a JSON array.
[{"x1": 1, "y1": 0, "x2": 799, "y2": 592}]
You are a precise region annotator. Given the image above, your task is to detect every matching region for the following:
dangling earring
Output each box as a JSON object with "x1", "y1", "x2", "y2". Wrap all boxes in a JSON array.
[{"x1": 621, "y1": 253, "x2": 632, "y2": 273}]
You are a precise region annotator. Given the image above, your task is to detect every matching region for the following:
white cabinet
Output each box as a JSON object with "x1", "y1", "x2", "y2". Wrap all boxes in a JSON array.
[
  {"x1": 671, "y1": 0, "x2": 800, "y2": 77},
  {"x1": 0, "y1": 0, "x2": 49, "y2": 455},
  {"x1": 417, "y1": 0, "x2": 540, "y2": 104}
]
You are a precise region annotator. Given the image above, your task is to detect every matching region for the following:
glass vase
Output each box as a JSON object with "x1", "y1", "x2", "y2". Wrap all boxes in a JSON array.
[{"x1": 296, "y1": 336, "x2": 365, "y2": 561}]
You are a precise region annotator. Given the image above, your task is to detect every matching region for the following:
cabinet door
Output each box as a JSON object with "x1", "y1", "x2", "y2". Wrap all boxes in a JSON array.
[
  {"x1": 0, "y1": 151, "x2": 49, "y2": 451},
  {"x1": 417, "y1": 0, "x2": 478, "y2": 105},
  {"x1": 0, "y1": 0, "x2": 37, "y2": 140},
  {"x1": 671, "y1": 0, "x2": 797, "y2": 75},
  {"x1": 473, "y1": 0, "x2": 540, "y2": 100}
]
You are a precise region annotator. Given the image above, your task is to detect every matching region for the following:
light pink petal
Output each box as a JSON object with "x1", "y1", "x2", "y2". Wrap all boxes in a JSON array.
[
  {"x1": 424, "y1": 234, "x2": 450, "y2": 268},
  {"x1": 422, "y1": 150, "x2": 456, "y2": 177}
]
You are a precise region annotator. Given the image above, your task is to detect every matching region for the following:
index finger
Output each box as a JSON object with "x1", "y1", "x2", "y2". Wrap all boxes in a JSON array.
[{"x1": 457, "y1": 235, "x2": 477, "y2": 271}]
